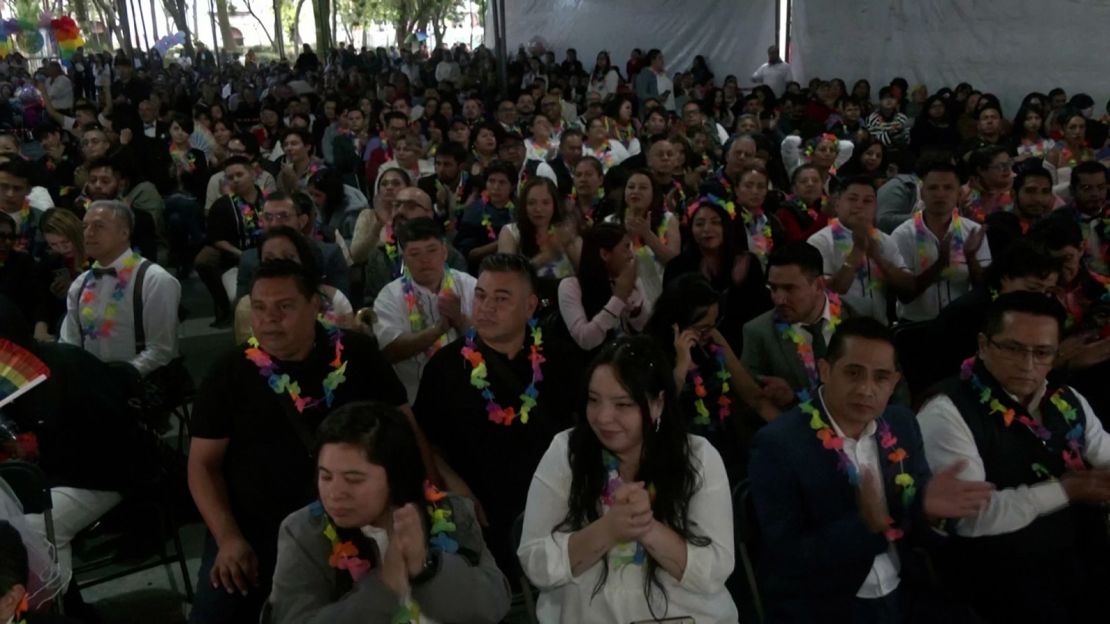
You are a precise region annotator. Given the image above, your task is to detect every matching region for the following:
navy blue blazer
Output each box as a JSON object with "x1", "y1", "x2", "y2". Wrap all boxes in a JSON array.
[{"x1": 748, "y1": 394, "x2": 934, "y2": 623}]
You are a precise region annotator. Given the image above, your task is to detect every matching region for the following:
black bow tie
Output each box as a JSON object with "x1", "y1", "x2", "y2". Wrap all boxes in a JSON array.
[{"x1": 91, "y1": 267, "x2": 117, "y2": 278}]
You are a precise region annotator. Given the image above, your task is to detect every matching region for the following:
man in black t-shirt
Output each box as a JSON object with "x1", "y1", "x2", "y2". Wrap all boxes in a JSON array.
[
  {"x1": 186, "y1": 260, "x2": 407, "y2": 624},
  {"x1": 414, "y1": 254, "x2": 584, "y2": 576}
]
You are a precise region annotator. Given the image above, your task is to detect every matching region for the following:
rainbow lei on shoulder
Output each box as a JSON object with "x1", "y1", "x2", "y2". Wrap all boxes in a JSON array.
[
  {"x1": 570, "y1": 186, "x2": 604, "y2": 225},
  {"x1": 383, "y1": 224, "x2": 399, "y2": 268},
  {"x1": 79, "y1": 251, "x2": 142, "y2": 340},
  {"x1": 461, "y1": 319, "x2": 545, "y2": 426},
  {"x1": 960, "y1": 357, "x2": 1086, "y2": 476},
  {"x1": 830, "y1": 218, "x2": 883, "y2": 292},
  {"x1": 402, "y1": 266, "x2": 455, "y2": 356},
  {"x1": 600, "y1": 450, "x2": 654, "y2": 568},
  {"x1": 742, "y1": 207, "x2": 773, "y2": 265},
  {"x1": 800, "y1": 389, "x2": 915, "y2": 542},
  {"x1": 688, "y1": 343, "x2": 732, "y2": 427},
  {"x1": 230, "y1": 192, "x2": 262, "y2": 242},
  {"x1": 169, "y1": 145, "x2": 197, "y2": 173},
  {"x1": 913, "y1": 209, "x2": 966, "y2": 279},
  {"x1": 774, "y1": 291, "x2": 843, "y2": 392},
  {"x1": 479, "y1": 191, "x2": 513, "y2": 241},
  {"x1": 244, "y1": 318, "x2": 348, "y2": 413}
]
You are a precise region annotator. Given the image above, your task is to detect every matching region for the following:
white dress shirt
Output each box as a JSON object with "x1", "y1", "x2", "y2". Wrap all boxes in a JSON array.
[
  {"x1": 60, "y1": 250, "x2": 182, "y2": 377},
  {"x1": 821, "y1": 388, "x2": 901, "y2": 598},
  {"x1": 891, "y1": 213, "x2": 992, "y2": 322},
  {"x1": 582, "y1": 140, "x2": 631, "y2": 173},
  {"x1": 372, "y1": 269, "x2": 477, "y2": 403},
  {"x1": 918, "y1": 383, "x2": 1110, "y2": 537},
  {"x1": 518, "y1": 431, "x2": 737, "y2": 624},
  {"x1": 47, "y1": 74, "x2": 74, "y2": 110},
  {"x1": 792, "y1": 294, "x2": 836, "y2": 349},
  {"x1": 751, "y1": 61, "x2": 794, "y2": 98},
  {"x1": 808, "y1": 224, "x2": 908, "y2": 325}
]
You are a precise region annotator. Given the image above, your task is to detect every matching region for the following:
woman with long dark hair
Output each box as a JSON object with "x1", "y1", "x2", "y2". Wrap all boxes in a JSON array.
[
  {"x1": 588, "y1": 50, "x2": 621, "y2": 101},
  {"x1": 265, "y1": 402, "x2": 510, "y2": 623},
  {"x1": 497, "y1": 177, "x2": 580, "y2": 281},
  {"x1": 614, "y1": 169, "x2": 680, "y2": 304},
  {"x1": 909, "y1": 93, "x2": 961, "y2": 156},
  {"x1": 307, "y1": 167, "x2": 367, "y2": 243},
  {"x1": 1011, "y1": 104, "x2": 1055, "y2": 161},
  {"x1": 518, "y1": 336, "x2": 737, "y2": 623},
  {"x1": 558, "y1": 223, "x2": 649, "y2": 352},
  {"x1": 776, "y1": 163, "x2": 831, "y2": 243}
]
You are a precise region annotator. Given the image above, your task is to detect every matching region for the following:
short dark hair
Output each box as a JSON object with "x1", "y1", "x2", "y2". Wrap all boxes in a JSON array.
[
  {"x1": 984, "y1": 291, "x2": 1066, "y2": 340},
  {"x1": 826, "y1": 316, "x2": 896, "y2": 364},
  {"x1": 836, "y1": 174, "x2": 877, "y2": 195},
  {"x1": 768, "y1": 241, "x2": 824, "y2": 279},
  {"x1": 259, "y1": 226, "x2": 319, "y2": 277},
  {"x1": 483, "y1": 159, "x2": 517, "y2": 184},
  {"x1": 1013, "y1": 165, "x2": 1053, "y2": 194},
  {"x1": 0, "y1": 520, "x2": 28, "y2": 595},
  {"x1": 1070, "y1": 160, "x2": 1107, "y2": 190},
  {"x1": 969, "y1": 146, "x2": 1011, "y2": 175},
  {"x1": 0, "y1": 158, "x2": 34, "y2": 184},
  {"x1": 987, "y1": 238, "x2": 1062, "y2": 287},
  {"x1": 282, "y1": 127, "x2": 314, "y2": 151},
  {"x1": 435, "y1": 140, "x2": 467, "y2": 164},
  {"x1": 1029, "y1": 215, "x2": 1084, "y2": 250},
  {"x1": 397, "y1": 217, "x2": 445, "y2": 248},
  {"x1": 478, "y1": 253, "x2": 538, "y2": 294},
  {"x1": 232, "y1": 131, "x2": 261, "y2": 156},
  {"x1": 170, "y1": 111, "x2": 194, "y2": 135},
  {"x1": 290, "y1": 191, "x2": 316, "y2": 217},
  {"x1": 250, "y1": 258, "x2": 319, "y2": 299},
  {"x1": 383, "y1": 110, "x2": 408, "y2": 125},
  {"x1": 918, "y1": 159, "x2": 961, "y2": 182},
  {"x1": 222, "y1": 155, "x2": 253, "y2": 172}
]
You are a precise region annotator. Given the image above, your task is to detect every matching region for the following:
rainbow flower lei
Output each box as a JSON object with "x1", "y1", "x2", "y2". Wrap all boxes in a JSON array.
[
  {"x1": 774, "y1": 291, "x2": 843, "y2": 391},
  {"x1": 742, "y1": 207, "x2": 774, "y2": 265},
  {"x1": 830, "y1": 218, "x2": 883, "y2": 292},
  {"x1": 569, "y1": 186, "x2": 605, "y2": 225},
  {"x1": 479, "y1": 191, "x2": 514, "y2": 241},
  {"x1": 590, "y1": 139, "x2": 616, "y2": 171},
  {"x1": 800, "y1": 388, "x2": 916, "y2": 542},
  {"x1": 960, "y1": 358, "x2": 1086, "y2": 476},
  {"x1": 169, "y1": 145, "x2": 197, "y2": 173},
  {"x1": 244, "y1": 318, "x2": 348, "y2": 413},
  {"x1": 230, "y1": 192, "x2": 262, "y2": 242},
  {"x1": 913, "y1": 209, "x2": 966, "y2": 279},
  {"x1": 686, "y1": 193, "x2": 736, "y2": 223},
  {"x1": 437, "y1": 171, "x2": 471, "y2": 207},
  {"x1": 402, "y1": 266, "x2": 455, "y2": 356},
  {"x1": 313, "y1": 480, "x2": 458, "y2": 623},
  {"x1": 600, "y1": 449, "x2": 654, "y2": 568},
  {"x1": 688, "y1": 343, "x2": 732, "y2": 427},
  {"x1": 14, "y1": 198, "x2": 32, "y2": 253},
  {"x1": 79, "y1": 251, "x2": 143, "y2": 340},
  {"x1": 461, "y1": 319, "x2": 545, "y2": 426}
]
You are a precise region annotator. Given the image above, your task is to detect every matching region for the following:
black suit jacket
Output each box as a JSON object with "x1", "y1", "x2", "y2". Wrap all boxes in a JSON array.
[{"x1": 546, "y1": 157, "x2": 574, "y2": 196}]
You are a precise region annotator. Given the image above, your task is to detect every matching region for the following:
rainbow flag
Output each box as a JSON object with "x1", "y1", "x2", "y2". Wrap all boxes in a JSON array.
[{"x1": 0, "y1": 338, "x2": 49, "y2": 409}]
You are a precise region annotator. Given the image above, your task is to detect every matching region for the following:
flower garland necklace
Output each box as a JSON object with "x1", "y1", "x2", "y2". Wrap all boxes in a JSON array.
[
  {"x1": 14, "y1": 198, "x2": 32, "y2": 252},
  {"x1": 688, "y1": 343, "x2": 732, "y2": 427},
  {"x1": 631, "y1": 212, "x2": 669, "y2": 258},
  {"x1": 461, "y1": 319, "x2": 545, "y2": 426},
  {"x1": 479, "y1": 191, "x2": 514, "y2": 241},
  {"x1": 741, "y1": 206, "x2": 773, "y2": 265},
  {"x1": 79, "y1": 251, "x2": 142, "y2": 340},
  {"x1": 244, "y1": 317, "x2": 348, "y2": 413},
  {"x1": 830, "y1": 218, "x2": 883, "y2": 292},
  {"x1": 169, "y1": 144, "x2": 197, "y2": 173},
  {"x1": 383, "y1": 223, "x2": 399, "y2": 267},
  {"x1": 570, "y1": 186, "x2": 604, "y2": 225},
  {"x1": 774, "y1": 291, "x2": 843, "y2": 392},
  {"x1": 402, "y1": 266, "x2": 455, "y2": 356},
  {"x1": 1059, "y1": 142, "x2": 1093, "y2": 169},
  {"x1": 315, "y1": 481, "x2": 459, "y2": 624},
  {"x1": 437, "y1": 171, "x2": 471, "y2": 206},
  {"x1": 960, "y1": 358, "x2": 1086, "y2": 478},
  {"x1": 913, "y1": 209, "x2": 966, "y2": 279},
  {"x1": 800, "y1": 388, "x2": 915, "y2": 542},
  {"x1": 590, "y1": 139, "x2": 616, "y2": 171},
  {"x1": 230, "y1": 191, "x2": 262, "y2": 242},
  {"x1": 601, "y1": 449, "x2": 654, "y2": 568}
]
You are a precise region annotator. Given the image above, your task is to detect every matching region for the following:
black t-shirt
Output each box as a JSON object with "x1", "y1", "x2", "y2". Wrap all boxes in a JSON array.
[
  {"x1": 414, "y1": 332, "x2": 585, "y2": 571},
  {"x1": 190, "y1": 324, "x2": 406, "y2": 562},
  {"x1": 207, "y1": 188, "x2": 262, "y2": 250}
]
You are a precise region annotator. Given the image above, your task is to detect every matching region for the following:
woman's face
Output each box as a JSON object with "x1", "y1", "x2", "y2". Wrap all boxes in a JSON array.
[
  {"x1": 475, "y1": 128, "x2": 497, "y2": 153},
  {"x1": 737, "y1": 171, "x2": 769, "y2": 209},
  {"x1": 378, "y1": 171, "x2": 407, "y2": 201},
  {"x1": 531, "y1": 118, "x2": 551, "y2": 141},
  {"x1": 317, "y1": 443, "x2": 391, "y2": 529},
  {"x1": 210, "y1": 105, "x2": 224, "y2": 121},
  {"x1": 691, "y1": 206, "x2": 724, "y2": 252},
  {"x1": 793, "y1": 169, "x2": 823, "y2": 203},
  {"x1": 588, "y1": 120, "x2": 607, "y2": 143},
  {"x1": 1065, "y1": 115, "x2": 1086, "y2": 143},
  {"x1": 600, "y1": 235, "x2": 633, "y2": 275},
  {"x1": 587, "y1": 364, "x2": 650, "y2": 458},
  {"x1": 983, "y1": 152, "x2": 1015, "y2": 190},
  {"x1": 687, "y1": 303, "x2": 720, "y2": 346},
  {"x1": 213, "y1": 122, "x2": 233, "y2": 146},
  {"x1": 624, "y1": 173, "x2": 653, "y2": 210},
  {"x1": 573, "y1": 162, "x2": 602, "y2": 195},
  {"x1": 395, "y1": 140, "x2": 420, "y2": 166},
  {"x1": 169, "y1": 121, "x2": 190, "y2": 145},
  {"x1": 860, "y1": 144, "x2": 883, "y2": 172},
  {"x1": 44, "y1": 232, "x2": 75, "y2": 258},
  {"x1": 283, "y1": 134, "x2": 307, "y2": 161},
  {"x1": 619, "y1": 100, "x2": 632, "y2": 121},
  {"x1": 261, "y1": 236, "x2": 302, "y2": 263},
  {"x1": 812, "y1": 139, "x2": 838, "y2": 168},
  {"x1": 736, "y1": 116, "x2": 758, "y2": 135},
  {"x1": 260, "y1": 108, "x2": 279, "y2": 127},
  {"x1": 1023, "y1": 111, "x2": 1043, "y2": 135},
  {"x1": 645, "y1": 113, "x2": 667, "y2": 136},
  {"x1": 526, "y1": 185, "x2": 555, "y2": 226},
  {"x1": 928, "y1": 100, "x2": 946, "y2": 120},
  {"x1": 596, "y1": 53, "x2": 609, "y2": 69},
  {"x1": 438, "y1": 100, "x2": 454, "y2": 118}
]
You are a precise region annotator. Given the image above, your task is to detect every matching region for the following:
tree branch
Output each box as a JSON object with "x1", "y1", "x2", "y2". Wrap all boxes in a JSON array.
[{"x1": 241, "y1": 0, "x2": 275, "y2": 48}]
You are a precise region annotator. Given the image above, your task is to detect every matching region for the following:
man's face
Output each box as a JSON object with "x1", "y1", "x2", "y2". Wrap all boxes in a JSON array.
[
  {"x1": 401, "y1": 237, "x2": 448, "y2": 285},
  {"x1": 726, "y1": 138, "x2": 757, "y2": 173},
  {"x1": 560, "y1": 135, "x2": 583, "y2": 166},
  {"x1": 645, "y1": 113, "x2": 667, "y2": 136},
  {"x1": 817, "y1": 337, "x2": 901, "y2": 427},
  {"x1": 541, "y1": 97, "x2": 561, "y2": 124},
  {"x1": 249, "y1": 276, "x2": 321, "y2": 360},
  {"x1": 86, "y1": 167, "x2": 121, "y2": 200},
  {"x1": 463, "y1": 99, "x2": 482, "y2": 121},
  {"x1": 978, "y1": 109, "x2": 1001, "y2": 136},
  {"x1": 1015, "y1": 176, "x2": 1054, "y2": 220},
  {"x1": 261, "y1": 198, "x2": 304, "y2": 231},
  {"x1": 835, "y1": 184, "x2": 878, "y2": 230},
  {"x1": 225, "y1": 164, "x2": 256, "y2": 195},
  {"x1": 842, "y1": 102, "x2": 861, "y2": 123},
  {"x1": 82, "y1": 205, "x2": 130, "y2": 260},
  {"x1": 448, "y1": 123, "x2": 470, "y2": 145},
  {"x1": 434, "y1": 155, "x2": 460, "y2": 182},
  {"x1": 496, "y1": 101, "x2": 516, "y2": 125},
  {"x1": 1051, "y1": 245, "x2": 1082, "y2": 286},
  {"x1": 81, "y1": 131, "x2": 109, "y2": 160},
  {"x1": 516, "y1": 94, "x2": 535, "y2": 115},
  {"x1": 392, "y1": 98, "x2": 411, "y2": 119},
  {"x1": 1052, "y1": 93, "x2": 1067, "y2": 109},
  {"x1": 981, "y1": 153, "x2": 1014, "y2": 190},
  {"x1": 768, "y1": 264, "x2": 824, "y2": 324},
  {"x1": 979, "y1": 312, "x2": 1059, "y2": 401},
  {"x1": 324, "y1": 101, "x2": 337, "y2": 120},
  {"x1": 138, "y1": 100, "x2": 156, "y2": 123},
  {"x1": 1073, "y1": 171, "x2": 1108, "y2": 215},
  {"x1": 648, "y1": 140, "x2": 676, "y2": 176},
  {"x1": 921, "y1": 171, "x2": 960, "y2": 214},
  {"x1": 386, "y1": 118, "x2": 408, "y2": 143},
  {"x1": 0, "y1": 172, "x2": 28, "y2": 213},
  {"x1": 485, "y1": 173, "x2": 513, "y2": 206},
  {"x1": 1000, "y1": 272, "x2": 1058, "y2": 295},
  {"x1": 499, "y1": 141, "x2": 525, "y2": 167},
  {"x1": 347, "y1": 110, "x2": 365, "y2": 133},
  {"x1": 472, "y1": 269, "x2": 538, "y2": 345},
  {"x1": 395, "y1": 188, "x2": 434, "y2": 223},
  {"x1": 682, "y1": 105, "x2": 702, "y2": 127}
]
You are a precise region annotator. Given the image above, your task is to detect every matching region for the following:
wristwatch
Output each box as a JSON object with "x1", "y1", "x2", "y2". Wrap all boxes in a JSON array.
[{"x1": 409, "y1": 549, "x2": 442, "y2": 587}]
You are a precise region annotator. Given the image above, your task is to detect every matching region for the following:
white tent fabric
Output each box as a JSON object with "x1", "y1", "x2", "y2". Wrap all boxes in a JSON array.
[
  {"x1": 487, "y1": 0, "x2": 776, "y2": 88},
  {"x1": 790, "y1": 0, "x2": 1110, "y2": 114}
]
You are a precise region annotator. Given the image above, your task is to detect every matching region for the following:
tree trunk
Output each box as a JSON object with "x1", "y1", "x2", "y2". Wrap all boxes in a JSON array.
[
  {"x1": 149, "y1": 0, "x2": 159, "y2": 39},
  {"x1": 272, "y1": 0, "x2": 285, "y2": 58},
  {"x1": 290, "y1": 0, "x2": 306, "y2": 49},
  {"x1": 432, "y1": 15, "x2": 445, "y2": 47},
  {"x1": 161, "y1": 0, "x2": 195, "y2": 56},
  {"x1": 312, "y1": 0, "x2": 331, "y2": 56},
  {"x1": 114, "y1": 0, "x2": 133, "y2": 53},
  {"x1": 215, "y1": 0, "x2": 236, "y2": 53}
]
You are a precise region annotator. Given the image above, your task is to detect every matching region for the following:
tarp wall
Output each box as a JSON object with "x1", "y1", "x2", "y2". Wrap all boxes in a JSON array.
[
  {"x1": 790, "y1": 0, "x2": 1110, "y2": 114},
  {"x1": 488, "y1": 0, "x2": 776, "y2": 87}
]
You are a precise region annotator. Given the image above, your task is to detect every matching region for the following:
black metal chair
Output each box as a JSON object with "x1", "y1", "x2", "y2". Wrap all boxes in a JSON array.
[
  {"x1": 510, "y1": 512, "x2": 538, "y2": 624},
  {"x1": 731, "y1": 479, "x2": 764, "y2": 623}
]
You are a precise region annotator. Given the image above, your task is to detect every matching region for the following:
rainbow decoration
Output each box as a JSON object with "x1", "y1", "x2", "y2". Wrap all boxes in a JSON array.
[
  {"x1": 0, "y1": 14, "x2": 84, "y2": 60},
  {"x1": 51, "y1": 17, "x2": 83, "y2": 60},
  {"x1": 0, "y1": 338, "x2": 50, "y2": 410}
]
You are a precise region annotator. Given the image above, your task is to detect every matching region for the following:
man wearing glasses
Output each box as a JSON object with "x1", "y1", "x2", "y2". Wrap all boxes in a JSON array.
[{"x1": 919, "y1": 291, "x2": 1110, "y2": 622}]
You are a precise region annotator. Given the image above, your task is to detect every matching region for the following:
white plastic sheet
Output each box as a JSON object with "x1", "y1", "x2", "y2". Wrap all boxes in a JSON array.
[
  {"x1": 790, "y1": 0, "x2": 1110, "y2": 115},
  {"x1": 488, "y1": 0, "x2": 776, "y2": 87}
]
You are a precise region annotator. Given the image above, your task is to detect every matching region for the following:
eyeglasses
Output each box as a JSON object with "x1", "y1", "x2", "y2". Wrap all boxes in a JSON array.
[
  {"x1": 262, "y1": 212, "x2": 294, "y2": 223},
  {"x1": 987, "y1": 337, "x2": 1057, "y2": 365}
]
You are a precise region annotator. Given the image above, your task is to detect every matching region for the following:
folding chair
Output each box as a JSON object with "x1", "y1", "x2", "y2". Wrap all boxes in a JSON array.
[
  {"x1": 510, "y1": 512, "x2": 538, "y2": 624},
  {"x1": 731, "y1": 479, "x2": 764, "y2": 624}
]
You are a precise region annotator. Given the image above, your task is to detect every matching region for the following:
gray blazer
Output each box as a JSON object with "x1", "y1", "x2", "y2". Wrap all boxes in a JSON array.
[{"x1": 263, "y1": 495, "x2": 511, "y2": 624}]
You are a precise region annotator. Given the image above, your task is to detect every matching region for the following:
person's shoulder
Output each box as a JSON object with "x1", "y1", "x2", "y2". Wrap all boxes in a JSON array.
[
  {"x1": 744, "y1": 307, "x2": 777, "y2": 335},
  {"x1": 890, "y1": 215, "x2": 917, "y2": 238},
  {"x1": 807, "y1": 225, "x2": 834, "y2": 243},
  {"x1": 451, "y1": 268, "x2": 478, "y2": 288},
  {"x1": 140, "y1": 260, "x2": 180, "y2": 287},
  {"x1": 755, "y1": 403, "x2": 809, "y2": 444}
]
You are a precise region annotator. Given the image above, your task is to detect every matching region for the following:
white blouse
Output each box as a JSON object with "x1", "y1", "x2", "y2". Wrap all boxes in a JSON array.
[{"x1": 518, "y1": 431, "x2": 738, "y2": 624}]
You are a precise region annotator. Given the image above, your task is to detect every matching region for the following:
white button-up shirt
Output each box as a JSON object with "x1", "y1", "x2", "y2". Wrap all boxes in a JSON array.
[
  {"x1": 821, "y1": 388, "x2": 901, "y2": 598},
  {"x1": 808, "y1": 224, "x2": 908, "y2": 325},
  {"x1": 891, "y1": 212, "x2": 992, "y2": 322},
  {"x1": 60, "y1": 250, "x2": 181, "y2": 377}
]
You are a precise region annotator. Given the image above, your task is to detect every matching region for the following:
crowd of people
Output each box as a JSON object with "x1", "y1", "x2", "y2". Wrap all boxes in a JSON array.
[{"x1": 1, "y1": 35, "x2": 1110, "y2": 624}]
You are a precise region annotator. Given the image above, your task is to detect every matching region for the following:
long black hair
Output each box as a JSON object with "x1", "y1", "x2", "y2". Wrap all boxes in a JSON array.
[
  {"x1": 515, "y1": 176, "x2": 564, "y2": 259},
  {"x1": 578, "y1": 222, "x2": 627, "y2": 319},
  {"x1": 308, "y1": 167, "x2": 347, "y2": 225},
  {"x1": 682, "y1": 199, "x2": 740, "y2": 291},
  {"x1": 556, "y1": 336, "x2": 709, "y2": 616},
  {"x1": 645, "y1": 273, "x2": 722, "y2": 363}
]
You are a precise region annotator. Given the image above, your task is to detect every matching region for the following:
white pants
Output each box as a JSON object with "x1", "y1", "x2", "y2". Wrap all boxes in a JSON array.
[{"x1": 24, "y1": 487, "x2": 123, "y2": 571}]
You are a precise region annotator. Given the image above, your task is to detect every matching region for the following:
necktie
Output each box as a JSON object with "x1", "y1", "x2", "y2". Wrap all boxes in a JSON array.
[
  {"x1": 91, "y1": 267, "x2": 117, "y2": 278},
  {"x1": 806, "y1": 319, "x2": 827, "y2": 360}
]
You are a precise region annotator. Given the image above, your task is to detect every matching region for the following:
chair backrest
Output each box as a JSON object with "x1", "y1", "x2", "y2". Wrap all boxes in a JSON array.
[
  {"x1": 511, "y1": 511, "x2": 525, "y2": 556},
  {"x1": 0, "y1": 460, "x2": 52, "y2": 515},
  {"x1": 732, "y1": 479, "x2": 761, "y2": 561}
]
